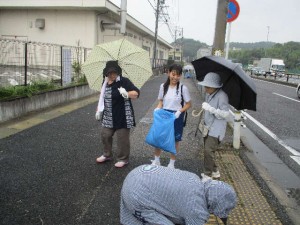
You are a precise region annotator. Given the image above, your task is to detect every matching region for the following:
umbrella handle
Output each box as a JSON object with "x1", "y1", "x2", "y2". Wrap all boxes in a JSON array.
[
  {"x1": 191, "y1": 109, "x2": 203, "y2": 117},
  {"x1": 192, "y1": 109, "x2": 204, "y2": 137}
]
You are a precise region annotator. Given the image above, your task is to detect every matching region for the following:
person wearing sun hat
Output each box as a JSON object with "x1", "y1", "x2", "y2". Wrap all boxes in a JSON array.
[
  {"x1": 198, "y1": 72, "x2": 230, "y2": 180},
  {"x1": 95, "y1": 60, "x2": 140, "y2": 168}
]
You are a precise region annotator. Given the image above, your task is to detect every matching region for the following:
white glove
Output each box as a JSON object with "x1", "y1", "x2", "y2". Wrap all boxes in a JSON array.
[
  {"x1": 95, "y1": 111, "x2": 101, "y2": 120},
  {"x1": 202, "y1": 102, "x2": 216, "y2": 114},
  {"x1": 214, "y1": 109, "x2": 230, "y2": 119},
  {"x1": 202, "y1": 102, "x2": 211, "y2": 111},
  {"x1": 118, "y1": 87, "x2": 128, "y2": 99},
  {"x1": 154, "y1": 108, "x2": 160, "y2": 111},
  {"x1": 175, "y1": 110, "x2": 181, "y2": 119}
]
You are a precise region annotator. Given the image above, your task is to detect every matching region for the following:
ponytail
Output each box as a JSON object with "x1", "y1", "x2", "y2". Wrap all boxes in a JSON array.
[{"x1": 163, "y1": 77, "x2": 170, "y2": 97}]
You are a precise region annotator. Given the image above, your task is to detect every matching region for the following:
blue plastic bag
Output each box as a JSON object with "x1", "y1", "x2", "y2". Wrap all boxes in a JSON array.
[{"x1": 145, "y1": 109, "x2": 176, "y2": 154}]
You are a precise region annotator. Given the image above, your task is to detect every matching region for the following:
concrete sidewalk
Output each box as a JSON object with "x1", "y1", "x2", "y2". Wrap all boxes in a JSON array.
[{"x1": 0, "y1": 74, "x2": 294, "y2": 225}]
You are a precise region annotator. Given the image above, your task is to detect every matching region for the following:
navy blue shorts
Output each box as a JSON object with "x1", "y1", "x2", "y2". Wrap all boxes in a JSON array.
[{"x1": 165, "y1": 109, "x2": 184, "y2": 142}]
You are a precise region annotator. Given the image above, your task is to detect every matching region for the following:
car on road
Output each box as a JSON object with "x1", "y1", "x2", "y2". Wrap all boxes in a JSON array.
[
  {"x1": 251, "y1": 67, "x2": 266, "y2": 76},
  {"x1": 297, "y1": 83, "x2": 300, "y2": 99}
]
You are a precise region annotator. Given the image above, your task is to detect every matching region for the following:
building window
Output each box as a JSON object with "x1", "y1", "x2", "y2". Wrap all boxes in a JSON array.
[{"x1": 159, "y1": 50, "x2": 164, "y2": 59}]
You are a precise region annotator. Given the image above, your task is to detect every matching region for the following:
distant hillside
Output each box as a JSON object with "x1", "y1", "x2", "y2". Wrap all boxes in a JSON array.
[
  {"x1": 172, "y1": 38, "x2": 209, "y2": 59},
  {"x1": 229, "y1": 41, "x2": 276, "y2": 49},
  {"x1": 171, "y1": 39, "x2": 277, "y2": 60}
]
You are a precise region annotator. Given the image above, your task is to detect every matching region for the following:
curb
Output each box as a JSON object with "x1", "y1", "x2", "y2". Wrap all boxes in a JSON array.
[{"x1": 240, "y1": 134, "x2": 300, "y2": 225}]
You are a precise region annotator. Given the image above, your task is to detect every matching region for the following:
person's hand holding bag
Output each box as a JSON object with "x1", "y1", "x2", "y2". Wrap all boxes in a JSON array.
[{"x1": 118, "y1": 87, "x2": 129, "y2": 99}]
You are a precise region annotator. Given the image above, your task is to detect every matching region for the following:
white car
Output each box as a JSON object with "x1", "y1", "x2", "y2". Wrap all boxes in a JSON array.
[{"x1": 297, "y1": 83, "x2": 300, "y2": 99}]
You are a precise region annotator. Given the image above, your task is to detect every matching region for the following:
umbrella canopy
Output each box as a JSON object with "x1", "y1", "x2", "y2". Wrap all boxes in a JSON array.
[
  {"x1": 82, "y1": 38, "x2": 152, "y2": 91},
  {"x1": 192, "y1": 56, "x2": 257, "y2": 111}
]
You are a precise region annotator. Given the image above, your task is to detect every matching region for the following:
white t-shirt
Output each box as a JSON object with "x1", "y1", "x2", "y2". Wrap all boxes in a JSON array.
[{"x1": 158, "y1": 83, "x2": 191, "y2": 111}]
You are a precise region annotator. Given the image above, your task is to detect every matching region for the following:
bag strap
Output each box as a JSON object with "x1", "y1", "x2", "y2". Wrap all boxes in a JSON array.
[
  {"x1": 207, "y1": 89, "x2": 220, "y2": 103},
  {"x1": 180, "y1": 84, "x2": 188, "y2": 127},
  {"x1": 180, "y1": 84, "x2": 184, "y2": 107}
]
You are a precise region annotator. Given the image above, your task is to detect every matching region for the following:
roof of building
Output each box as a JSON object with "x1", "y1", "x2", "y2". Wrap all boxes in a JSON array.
[{"x1": 0, "y1": 0, "x2": 173, "y2": 48}]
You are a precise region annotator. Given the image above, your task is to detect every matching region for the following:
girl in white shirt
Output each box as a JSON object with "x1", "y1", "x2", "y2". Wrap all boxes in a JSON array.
[{"x1": 151, "y1": 64, "x2": 192, "y2": 168}]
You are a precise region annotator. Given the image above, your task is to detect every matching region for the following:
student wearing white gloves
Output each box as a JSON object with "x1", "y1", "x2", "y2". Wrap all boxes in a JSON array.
[
  {"x1": 95, "y1": 60, "x2": 139, "y2": 168},
  {"x1": 151, "y1": 64, "x2": 191, "y2": 169},
  {"x1": 198, "y1": 72, "x2": 229, "y2": 179}
]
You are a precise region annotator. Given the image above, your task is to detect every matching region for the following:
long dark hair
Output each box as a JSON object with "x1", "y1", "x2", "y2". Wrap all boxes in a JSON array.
[{"x1": 163, "y1": 64, "x2": 183, "y2": 97}]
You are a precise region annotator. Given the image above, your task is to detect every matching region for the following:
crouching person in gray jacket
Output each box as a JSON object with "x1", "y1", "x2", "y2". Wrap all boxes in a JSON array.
[{"x1": 120, "y1": 164, "x2": 236, "y2": 225}]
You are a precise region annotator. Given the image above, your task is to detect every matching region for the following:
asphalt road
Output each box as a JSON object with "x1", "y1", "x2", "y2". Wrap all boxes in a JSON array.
[
  {"x1": 243, "y1": 78, "x2": 300, "y2": 178},
  {"x1": 1, "y1": 74, "x2": 299, "y2": 225},
  {"x1": 0, "y1": 75, "x2": 165, "y2": 225},
  {"x1": 0, "y1": 75, "x2": 207, "y2": 225}
]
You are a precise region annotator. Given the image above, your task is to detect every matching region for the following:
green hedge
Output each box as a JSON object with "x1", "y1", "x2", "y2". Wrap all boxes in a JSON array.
[{"x1": 0, "y1": 82, "x2": 57, "y2": 100}]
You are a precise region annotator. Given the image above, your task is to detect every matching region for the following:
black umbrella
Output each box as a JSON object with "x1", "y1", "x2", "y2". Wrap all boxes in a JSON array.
[{"x1": 192, "y1": 56, "x2": 257, "y2": 111}]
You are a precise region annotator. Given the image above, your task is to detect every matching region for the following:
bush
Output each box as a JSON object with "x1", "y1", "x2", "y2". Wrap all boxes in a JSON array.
[{"x1": 0, "y1": 82, "x2": 57, "y2": 100}]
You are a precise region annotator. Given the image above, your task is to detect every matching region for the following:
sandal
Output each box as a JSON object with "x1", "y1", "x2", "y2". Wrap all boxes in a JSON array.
[
  {"x1": 114, "y1": 161, "x2": 128, "y2": 168},
  {"x1": 96, "y1": 155, "x2": 112, "y2": 163}
]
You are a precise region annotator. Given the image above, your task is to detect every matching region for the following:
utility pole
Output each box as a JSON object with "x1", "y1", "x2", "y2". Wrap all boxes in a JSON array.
[
  {"x1": 173, "y1": 28, "x2": 177, "y2": 61},
  {"x1": 181, "y1": 28, "x2": 183, "y2": 64},
  {"x1": 212, "y1": 0, "x2": 229, "y2": 56},
  {"x1": 120, "y1": 0, "x2": 127, "y2": 34},
  {"x1": 152, "y1": 0, "x2": 161, "y2": 68}
]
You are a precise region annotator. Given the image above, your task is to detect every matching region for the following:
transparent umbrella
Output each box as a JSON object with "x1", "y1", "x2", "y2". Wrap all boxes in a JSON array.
[{"x1": 82, "y1": 38, "x2": 152, "y2": 91}]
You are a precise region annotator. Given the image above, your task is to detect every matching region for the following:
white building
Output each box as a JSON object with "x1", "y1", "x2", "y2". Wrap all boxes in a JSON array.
[
  {"x1": 0, "y1": 0, "x2": 172, "y2": 62},
  {"x1": 196, "y1": 47, "x2": 212, "y2": 59}
]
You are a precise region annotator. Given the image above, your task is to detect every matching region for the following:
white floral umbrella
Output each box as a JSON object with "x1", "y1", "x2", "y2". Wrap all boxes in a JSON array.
[{"x1": 82, "y1": 38, "x2": 152, "y2": 91}]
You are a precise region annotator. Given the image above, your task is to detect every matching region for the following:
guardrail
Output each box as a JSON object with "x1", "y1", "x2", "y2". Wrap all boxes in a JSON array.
[
  {"x1": 250, "y1": 74, "x2": 298, "y2": 87},
  {"x1": 286, "y1": 73, "x2": 300, "y2": 80}
]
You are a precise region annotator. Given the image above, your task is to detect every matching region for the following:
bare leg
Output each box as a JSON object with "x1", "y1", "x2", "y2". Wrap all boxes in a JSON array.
[
  {"x1": 154, "y1": 148, "x2": 162, "y2": 157},
  {"x1": 152, "y1": 148, "x2": 162, "y2": 166}
]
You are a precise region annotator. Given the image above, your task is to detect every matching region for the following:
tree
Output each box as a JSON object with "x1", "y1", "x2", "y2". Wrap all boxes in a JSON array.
[
  {"x1": 171, "y1": 38, "x2": 208, "y2": 61},
  {"x1": 229, "y1": 41, "x2": 300, "y2": 72}
]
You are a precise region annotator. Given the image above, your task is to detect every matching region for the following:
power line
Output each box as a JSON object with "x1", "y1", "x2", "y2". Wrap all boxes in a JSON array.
[{"x1": 146, "y1": 0, "x2": 156, "y2": 12}]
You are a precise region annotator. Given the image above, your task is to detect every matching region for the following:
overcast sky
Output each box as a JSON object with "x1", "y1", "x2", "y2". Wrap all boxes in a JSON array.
[{"x1": 110, "y1": 0, "x2": 300, "y2": 45}]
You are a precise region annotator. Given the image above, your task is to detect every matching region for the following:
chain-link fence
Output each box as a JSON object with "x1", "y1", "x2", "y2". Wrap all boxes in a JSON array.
[{"x1": 0, "y1": 39, "x2": 91, "y2": 87}]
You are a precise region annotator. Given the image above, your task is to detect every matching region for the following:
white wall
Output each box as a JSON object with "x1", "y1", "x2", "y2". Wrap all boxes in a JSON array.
[
  {"x1": 0, "y1": 9, "x2": 96, "y2": 48},
  {"x1": 0, "y1": 8, "x2": 170, "y2": 60}
]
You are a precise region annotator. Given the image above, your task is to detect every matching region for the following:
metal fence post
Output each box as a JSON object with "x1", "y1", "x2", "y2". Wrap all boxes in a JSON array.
[
  {"x1": 84, "y1": 48, "x2": 87, "y2": 62},
  {"x1": 24, "y1": 42, "x2": 28, "y2": 86},
  {"x1": 60, "y1": 46, "x2": 63, "y2": 86},
  {"x1": 233, "y1": 111, "x2": 241, "y2": 149}
]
